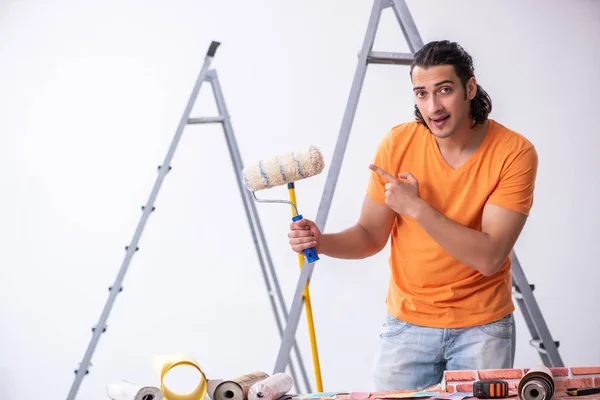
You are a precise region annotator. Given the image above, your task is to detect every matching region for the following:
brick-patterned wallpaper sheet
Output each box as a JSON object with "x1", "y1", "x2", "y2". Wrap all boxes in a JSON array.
[{"x1": 443, "y1": 367, "x2": 600, "y2": 400}]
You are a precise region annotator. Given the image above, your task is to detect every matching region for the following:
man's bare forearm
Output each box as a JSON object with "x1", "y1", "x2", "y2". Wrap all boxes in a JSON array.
[
  {"x1": 319, "y1": 224, "x2": 385, "y2": 259},
  {"x1": 412, "y1": 200, "x2": 498, "y2": 276}
]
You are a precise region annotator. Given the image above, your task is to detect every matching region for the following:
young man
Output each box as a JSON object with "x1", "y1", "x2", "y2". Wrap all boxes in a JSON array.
[{"x1": 287, "y1": 40, "x2": 538, "y2": 390}]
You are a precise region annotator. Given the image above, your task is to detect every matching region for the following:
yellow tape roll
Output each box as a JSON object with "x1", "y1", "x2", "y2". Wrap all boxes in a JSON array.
[{"x1": 153, "y1": 354, "x2": 208, "y2": 400}]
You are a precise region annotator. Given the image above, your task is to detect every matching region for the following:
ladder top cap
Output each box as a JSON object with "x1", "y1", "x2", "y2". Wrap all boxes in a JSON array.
[{"x1": 208, "y1": 41, "x2": 221, "y2": 57}]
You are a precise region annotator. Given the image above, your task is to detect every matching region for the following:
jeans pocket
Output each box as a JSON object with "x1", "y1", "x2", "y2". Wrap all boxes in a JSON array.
[
  {"x1": 476, "y1": 313, "x2": 513, "y2": 339},
  {"x1": 380, "y1": 313, "x2": 413, "y2": 338}
]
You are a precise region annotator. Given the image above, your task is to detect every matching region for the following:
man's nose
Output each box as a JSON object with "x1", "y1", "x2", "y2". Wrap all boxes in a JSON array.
[{"x1": 428, "y1": 97, "x2": 443, "y2": 115}]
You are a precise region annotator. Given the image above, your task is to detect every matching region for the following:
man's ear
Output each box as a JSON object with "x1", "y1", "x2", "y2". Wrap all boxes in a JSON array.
[{"x1": 467, "y1": 77, "x2": 477, "y2": 100}]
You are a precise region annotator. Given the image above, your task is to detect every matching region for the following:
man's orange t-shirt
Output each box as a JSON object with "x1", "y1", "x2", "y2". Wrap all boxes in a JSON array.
[{"x1": 366, "y1": 119, "x2": 538, "y2": 329}]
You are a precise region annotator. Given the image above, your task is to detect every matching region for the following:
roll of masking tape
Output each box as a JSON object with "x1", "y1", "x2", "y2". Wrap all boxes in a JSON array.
[{"x1": 152, "y1": 354, "x2": 208, "y2": 400}]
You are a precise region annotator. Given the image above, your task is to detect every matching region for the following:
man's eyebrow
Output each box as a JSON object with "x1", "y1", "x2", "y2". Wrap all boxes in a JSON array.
[{"x1": 413, "y1": 80, "x2": 456, "y2": 91}]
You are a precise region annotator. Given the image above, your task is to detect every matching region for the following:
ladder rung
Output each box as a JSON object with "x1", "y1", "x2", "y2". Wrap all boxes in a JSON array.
[
  {"x1": 514, "y1": 283, "x2": 535, "y2": 293},
  {"x1": 512, "y1": 287, "x2": 523, "y2": 299},
  {"x1": 530, "y1": 340, "x2": 546, "y2": 354},
  {"x1": 188, "y1": 117, "x2": 225, "y2": 124},
  {"x1": 74, "y1": 362, "x2": 92, "y2": 375},
  {"x1": 74, "y1": 369, "x2": 90, "y2": 375},
  {"x1": 530, "y1": 339, "x2": 560, "y2": 352},
  {"x1": 367, "y1": 51, "x2": 414, "y2": 65},
  {"x1": 512, "y1": 283, "x2": 535, "y2": 299}
]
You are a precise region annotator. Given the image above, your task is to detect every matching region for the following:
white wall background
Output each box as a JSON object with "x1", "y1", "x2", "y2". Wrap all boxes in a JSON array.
[{"x1": 1, "y1": 0, "x2": 599, "y2": 399}]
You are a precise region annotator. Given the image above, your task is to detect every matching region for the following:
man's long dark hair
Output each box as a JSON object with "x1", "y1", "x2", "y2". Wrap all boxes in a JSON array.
[{"x1": 410, "y1": 40, "x2": 492, "y2": 127}]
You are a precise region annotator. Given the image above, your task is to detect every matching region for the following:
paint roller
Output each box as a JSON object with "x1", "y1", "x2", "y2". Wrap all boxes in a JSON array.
[{"x1": 241, "y1": 144, "x2": 325, "y2": 263}]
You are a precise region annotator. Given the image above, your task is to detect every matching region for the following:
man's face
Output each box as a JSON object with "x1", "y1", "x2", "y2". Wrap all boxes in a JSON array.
[{"x1": 411, "y1": 64, "x2": 476, "y2": 139}]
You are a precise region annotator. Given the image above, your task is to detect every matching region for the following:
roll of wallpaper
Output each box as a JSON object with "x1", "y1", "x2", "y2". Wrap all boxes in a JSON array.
[
  {"x1": 518, "y1": 365, "x2": 555, "y2": 400},
  {"x1": 207, "y1": 379, "x2": 224, "y2": 399},
  {"x1": 106, "y1": 380, "x2": 163, "y2": 400},
  {"x1": 151, "y1": 354, "x2": 208, "y2": 400},
  {"x1": 248, "y1": 373, "x2": 293, "y2": 400},
  {"x1": 213, "y1": 372, "x2": 270, "y2": 400}
]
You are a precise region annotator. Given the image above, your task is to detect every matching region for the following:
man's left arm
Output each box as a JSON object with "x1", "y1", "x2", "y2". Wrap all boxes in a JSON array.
[
  {"x1": 370, "y1": 144, "x2": 538, "y2": 276},
  {"x1": 411, "y1": 201, "x2": 528, "y2": 276}
]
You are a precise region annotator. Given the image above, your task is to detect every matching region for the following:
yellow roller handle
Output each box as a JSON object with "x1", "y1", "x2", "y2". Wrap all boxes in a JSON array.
[{"x1": 288, "y1": 184, "x2": 323, "y2": 392}]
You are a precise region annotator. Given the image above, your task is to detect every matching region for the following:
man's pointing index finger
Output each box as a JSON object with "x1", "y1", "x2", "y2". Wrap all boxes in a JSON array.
[{"x1": 369, "y1": 164, "x2": 396, "y2": 182}]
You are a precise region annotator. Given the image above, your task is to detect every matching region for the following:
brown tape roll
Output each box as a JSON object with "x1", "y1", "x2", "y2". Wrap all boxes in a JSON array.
[{"x1": 518, "y1": 365, "x2": 555, "y2": 400}]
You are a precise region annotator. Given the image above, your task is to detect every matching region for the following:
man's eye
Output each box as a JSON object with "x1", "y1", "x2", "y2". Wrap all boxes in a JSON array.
[
  {"x1": 440, "y1": 87, "x2": 451, "y2": 93},
  {"x1": 416, "y1": 92, "x2": 426, "y2": 98}
]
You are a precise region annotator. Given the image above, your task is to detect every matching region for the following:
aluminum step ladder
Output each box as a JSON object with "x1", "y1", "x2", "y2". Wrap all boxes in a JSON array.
[
  {"x1": 66, "y1": 41, "x2": 312, "y2": 400},
  {"x1": 511, "y1": 251, "x2": 563, "y2": 367},
  {"x1": 273, "y1": 0, "x2": 564, "y2": 377}
]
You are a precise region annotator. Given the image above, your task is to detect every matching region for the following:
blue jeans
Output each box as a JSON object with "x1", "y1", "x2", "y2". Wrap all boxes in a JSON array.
[{"x1": 372, "y1": 313, "x2": 515, "y2": 391}]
